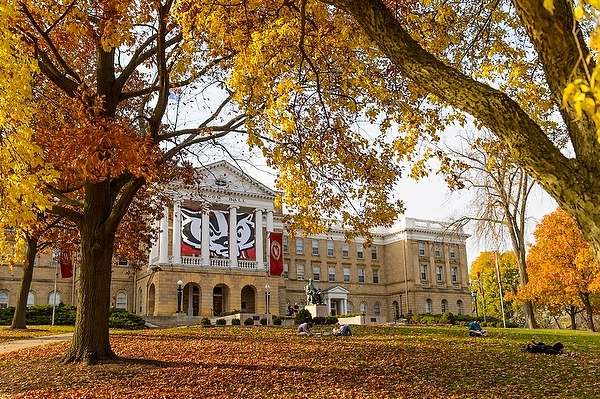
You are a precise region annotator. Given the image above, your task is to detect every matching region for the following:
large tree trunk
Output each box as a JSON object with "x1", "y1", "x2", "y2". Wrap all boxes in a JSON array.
[
  {"x1": 568, "y1": 305, "x2": 577, "y2": 330},
  {"x1": 10, "y1": 236, "x2": 38, "y2": 329},
  {"x1": 580, "y1": 292, "x2": 596, "y2": 332},
  {"x1": 64, "y1": 181, "x2": 117, "y2": 364}
]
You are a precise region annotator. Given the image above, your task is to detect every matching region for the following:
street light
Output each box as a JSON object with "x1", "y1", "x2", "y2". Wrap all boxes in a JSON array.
[
  {"x1": 471, "y1": 291, "x2": 479, "y2": 318},
  {"x1": 177, "y1": 280, "x2": 183, "y2": 314},
  {"x1": 399, "y1": 293, "x2": 404, "y2": 319},
  {"x1": 265, "y1": 284, "x2": 271, "y2": 325}
]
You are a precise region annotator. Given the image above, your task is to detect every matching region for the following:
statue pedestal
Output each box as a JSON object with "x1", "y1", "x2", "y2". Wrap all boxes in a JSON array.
[{"x1": 305, "y1": 304, "x2": 328, "y2": 318}]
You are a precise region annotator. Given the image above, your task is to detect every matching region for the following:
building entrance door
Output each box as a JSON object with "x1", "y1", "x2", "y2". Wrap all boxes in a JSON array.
[{"x1": 213, "y1": 295, "x2": 222, "y2": 315}]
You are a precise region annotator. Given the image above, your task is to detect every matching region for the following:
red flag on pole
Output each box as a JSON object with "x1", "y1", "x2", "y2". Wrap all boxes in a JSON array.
[
  {"x1": 477, "y1": 271, "x2": 484, "y2": 297},
  {"x1": 494, "y1": 252, "x2": 503, "y2": 285},
  {"x1": 59, "y1": 251, "x2": 73, "y2": 278},
  {"x1": 269, "y1": 232, "x2": 283, "y2": 276}
]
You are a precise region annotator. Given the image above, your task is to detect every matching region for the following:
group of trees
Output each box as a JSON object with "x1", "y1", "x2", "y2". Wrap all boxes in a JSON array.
[{"x1": 3, "y1": 0, "x2": 600, "y2": 363}]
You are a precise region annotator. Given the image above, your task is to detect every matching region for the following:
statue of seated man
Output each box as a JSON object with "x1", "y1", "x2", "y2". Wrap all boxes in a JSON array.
[{"x1": 305, "y1": 278, "x2": 322, "y2": 305}]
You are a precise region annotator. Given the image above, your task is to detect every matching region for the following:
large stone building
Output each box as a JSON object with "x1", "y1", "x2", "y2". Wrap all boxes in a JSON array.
[{"x1": 0, "y1": 160, "x2": 472, "y2": 322}]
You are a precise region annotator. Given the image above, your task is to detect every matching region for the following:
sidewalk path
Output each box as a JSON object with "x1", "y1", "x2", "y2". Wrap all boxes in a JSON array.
[{"x1": 0, "y1": 333, "x2": 73, "y2": 354}]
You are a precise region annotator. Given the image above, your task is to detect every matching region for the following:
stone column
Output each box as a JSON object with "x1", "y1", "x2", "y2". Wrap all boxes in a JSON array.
[
  {"x1": 266, "y1": 210, "x2": 274, "y2": 232},
  {"x1": 158, "y1": 205, "x2": 169, "y2": 264},
  {"x1": 149, "y1": 219, "x2": 159, "y2": 265},
  {"x1": 229, "y1": 205, "x2": 239, "y2": 268},
  {"x1": 187, "y1": 284, "x2": 193, "y2": 316},
  {"x1": 255, "y1": 209, "x2": 264, "y2": 269},
  {"x1": 201, "y1": 212, "x2": 210, "y2": 266},
  {"x1": 172, "y1": 201, "x2": 181, "y2": 265}
]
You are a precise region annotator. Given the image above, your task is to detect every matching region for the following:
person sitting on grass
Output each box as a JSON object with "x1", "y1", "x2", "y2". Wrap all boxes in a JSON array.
[
  {"x1": 332, "y1": 322, "x2": 352, "y2": 336},
  {"x1": 468, "y1": 320, "x2": 488, "y2": 337},
  {"x1": 296, "y1": 322, "x2": 314, "y2": 336}
]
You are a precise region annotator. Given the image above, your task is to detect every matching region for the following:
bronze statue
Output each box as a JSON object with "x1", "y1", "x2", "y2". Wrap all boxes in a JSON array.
[{"x1": 305, "y1": 278, "x2": 322, "y2": 305}]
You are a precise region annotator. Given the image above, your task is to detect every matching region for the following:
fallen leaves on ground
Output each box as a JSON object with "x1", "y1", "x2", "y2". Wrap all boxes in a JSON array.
[{"x1": 0, "y1": 325, "x2": 598, "y2": 398}]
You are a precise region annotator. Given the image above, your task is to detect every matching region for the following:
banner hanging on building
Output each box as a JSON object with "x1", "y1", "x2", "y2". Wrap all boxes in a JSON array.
[
  {"x1": 59, "y1": 251, "x2": 73, "y2": 278},
  {"x1": 180, "y1": 208, "x2": 256, "y2": 259},
  {"x1": 269, "y1": 232, "x2": 283, "y2": 276}
]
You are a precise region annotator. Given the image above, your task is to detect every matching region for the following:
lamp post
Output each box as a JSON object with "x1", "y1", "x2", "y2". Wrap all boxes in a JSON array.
[
  {"x1": 265, "y1": 284, "x2": 271, "y2": 325},
  {"x1": 399, "y1": 293, "x2": 404, "y2": 319},
  {"x1": 177, "y1": 280, "x2": 183, "y2": 314},
  {"x1": 471, "y1": 291, "x2": 479, "y2": 318}
]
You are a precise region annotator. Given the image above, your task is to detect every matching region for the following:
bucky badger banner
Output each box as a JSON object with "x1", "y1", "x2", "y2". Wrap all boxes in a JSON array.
[{"x1": 180, "y1": 208, "x2": 256, "y2": 259}]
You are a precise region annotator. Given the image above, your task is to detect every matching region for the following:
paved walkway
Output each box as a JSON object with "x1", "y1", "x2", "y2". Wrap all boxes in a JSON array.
[{"x1": 0, "y1": 333, "x2": 73, "y2": 354}]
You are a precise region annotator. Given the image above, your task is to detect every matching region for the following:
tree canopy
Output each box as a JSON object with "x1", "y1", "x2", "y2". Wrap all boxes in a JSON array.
[{"x1": 520, "y1": 208, "x2": 600, "y2": 330}]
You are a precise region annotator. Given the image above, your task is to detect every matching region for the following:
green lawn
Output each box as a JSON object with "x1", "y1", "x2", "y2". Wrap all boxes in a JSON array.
[
  {"x1": 0, "y1": 325, "x2": 74, "y2": 343},
  {"x1": 0, "y1": 324, "x2": 598, "y2": 398}
]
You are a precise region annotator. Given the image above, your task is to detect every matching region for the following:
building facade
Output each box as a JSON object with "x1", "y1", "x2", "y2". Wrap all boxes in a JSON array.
[{"x1": 0, "y1": 161, "x2": 472, "y2": 322}]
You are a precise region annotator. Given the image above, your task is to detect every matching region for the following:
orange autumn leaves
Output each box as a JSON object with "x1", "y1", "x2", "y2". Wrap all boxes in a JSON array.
[{"x1": 520, "y1": 208, "x2": 600, "y2": 315}]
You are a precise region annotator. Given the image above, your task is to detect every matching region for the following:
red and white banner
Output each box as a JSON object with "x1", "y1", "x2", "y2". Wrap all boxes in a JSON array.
[
  {"x1": 59, "y1": 251, "x2": 73, "y2": 278},
  {"x1": 268, "y1": 232, "x2": 283, "y2": 276}
]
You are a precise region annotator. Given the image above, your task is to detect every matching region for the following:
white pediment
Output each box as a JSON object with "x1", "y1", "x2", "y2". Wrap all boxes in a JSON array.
[
  {"x1": 322, "y1": 285, "x2": 350, "y2": 295},
  {"x1": 169, "y1": 160, "x2": 279, "y2": 204}
]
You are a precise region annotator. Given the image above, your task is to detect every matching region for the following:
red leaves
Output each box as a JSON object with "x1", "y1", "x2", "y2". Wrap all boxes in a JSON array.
[{"x1": 0, "y1": 326, "x2": 595, "y2": 398}]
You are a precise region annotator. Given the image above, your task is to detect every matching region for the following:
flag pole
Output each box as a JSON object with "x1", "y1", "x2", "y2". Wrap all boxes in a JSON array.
[
  {"x1": 495, "y1": 251, "x2": 507, "y2": 328},
  {"x1": 51, "y1": 251, "x2": 58, "y2": 326}
]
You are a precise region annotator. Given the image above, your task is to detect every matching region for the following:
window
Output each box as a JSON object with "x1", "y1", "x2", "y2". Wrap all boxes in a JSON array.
[
  {"x1": 357, "y1": 244, "x2": 364, "y2": 259},
  {"x1": 434, "y1": 245, "x2": 441, "y2": 257},
  {"x1": 425, "y1": 299, "x2": 432, "y2": 314},
  {"x1": 0, "y1": 291, "x2": 8, "y2": 309},
  {"x1": 116, "y1": 292, "x2": 127, "y2": 309},
  {"x1": 118, "y1": 259, "x2": 128, "y2": 266},
  {"x1": 451, "y1": 267, "x2": 458, "y2": 283},
  {"x1": 49, "y1": 291, "x2": 61, "y2": 306},
  {"x1": 327, "y1": 241, "x2": 334, "y2": 257},
  {"x1": 372, "y1": 269, "x2": 379, "y2": 284},
  {"x1": 420, "y1": 265, "x2": 427, "y2": 281},
  {"x1": 360, "y1": 302, "x2": 367, "y2": 314},
  {"x1": 449, "y1": 245, "x2": 456, "y2": 259},
  {"x1": 347, "y1": 301, "x2": 353, "y2": 314},
  {"x1": 328, "y1": 267, "x2": 336, "y2": 282},
  {"x1": 283, "y1": 263, "x2": 289, "y2": 279},
  {"x1": 312, "y1": 239, "x2": 320, "y2": 255},
  {"x1": 358, "y1": 268, "x2": 365, "y2": 283},
  {"x1": 371, "y1": 245, "x2": 378, "y2": 260},
  {"x1": 456, "y1": 300, "x2": 464, "y2": 315},
  {"x1": 313, "y1": 266, "x2": 321, "y2": 281},
  {"x1": 297, "y1": 264, "x2": 305, "y2": 280},
  {"x1": 342, "y1": 243, "x2": 349, "y2": 258},
  {"x1": 419, "y1": 242, "x2": 426, "y2": 256},
  {"x1": 343, "y1": 267, "x2": 350, "y2": 282},
  {"x1": 441, "y1": 299, "x2": 448, "y2": 313},
  {"x1": 374, "y1": 302, "x2": 381, "y2": 316},
  {"x1": 296, "y1": 238, "x2": 304, "y2": 254},
  {"x1": 27, "y1": 291, "x2": 34, "y2": 307},
  {"x1": 436, "y1": 266, "x2": 443, "y2": 282},
  {"x1": 283, "y1": 236, "x2": 289, "y2": 252}
]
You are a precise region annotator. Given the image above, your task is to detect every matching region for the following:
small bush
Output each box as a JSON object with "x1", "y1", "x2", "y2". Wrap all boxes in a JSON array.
[
  {"x1": 200, "y1": 317, "x2": 211, "y2": 327},
  {"x1": 231, "y1": 318, "x2": 241, "y2": 326},
  {"x1": 439, "y1": 312, "x2": 455, "y2": 325},
  {"x1": 109, "y1": 308, "x2": 146, "y2": 330},
  {"x1": 244, "y1": 317, "x2": 255, "y2": 325},
  {"x1": 260, "y1": 317, "x2": 267, "y2": 325},
  {"x1": 216, "y1": 318, "x2": 226, "y2": 326},
  {"x1": 273, "y1": 316, "x2": 282, "y2": 325},
  {"x1": 295, "y1": 309, "x2": 312, "y2": 325},
  {"x1": 325, "y1": 316, "x2": 339, "y2": 325}
]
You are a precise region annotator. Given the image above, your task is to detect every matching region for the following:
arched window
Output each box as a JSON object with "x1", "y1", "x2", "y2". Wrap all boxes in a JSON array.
[
  {"x1": 116, "y1": 292, "x2": 127, "y2": 310},
  {"x1": 441, "y1": 299, "x2": 448, "y2": 313},
  {"x1": 0, "y1": 291, "x2": 8, "y2": 308},
  {"x1": 374, "y1": 302, "x2": 381, "y2": 316},
  {"x1": 456, "y1": 300, "x2": 463, "y2": 315},
  {"x1": 27, "y1": 291, "x2": 35, "y2": 307},
  {"x1": 49, "y1": 291, "x2": 61, "y2": 306},
  {"x1": 359, "y1": 302, "x2": 367, "y2": 314},
  {"x1": 425, "y1": 299, "x2": 432, "y2": 314}
]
